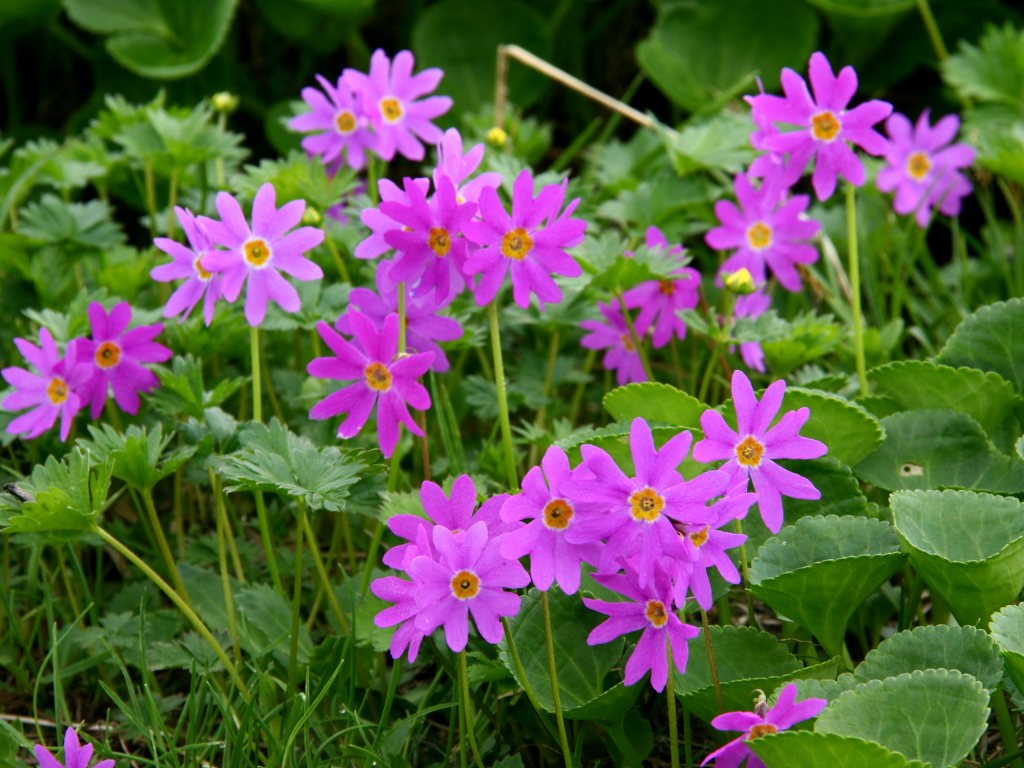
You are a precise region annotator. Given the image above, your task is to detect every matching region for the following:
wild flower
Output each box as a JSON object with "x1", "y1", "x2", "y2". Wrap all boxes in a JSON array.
[
  {"x1": 289, "y1": 73, "x2": 377, "y2": 170},
  {"x1": 34, "y1": 727, "x2": 115, "y2": 768},
  {"x1": 355, "y1": 178, "x2": 428, "y2": 261},
  {"x1": 433, "y1": 128, "x2": 503, "y2": 204},
  {"x1": 152, "y1": 206, "x2": 224, "y2": 326},
  {"x1": 693, "y1": 370, "x2": 828, "y2": 533},
  {"x1": 579, "y1": 300, "x2": 648, "y2": 385},
  {"x1": 622, "y1": 227, "x2": 701, "y2": 348},
  {"x1": 200, "y1": 183, "x2": 325, "y2": 327},
  {"x1": 876, "y1": 109, "x2": 975, "y2": 228}
]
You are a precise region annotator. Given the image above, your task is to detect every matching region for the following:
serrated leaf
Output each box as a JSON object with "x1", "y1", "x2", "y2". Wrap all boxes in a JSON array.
[
  {"x1": 752, "y1": 731, "x2": 931, "y2": 768},
  {"x1": 3, "y1": 449, "x2": 113, "y2": 535},
  {"x1": 112, "y1": 102, "x2": 245, "y2": 172},
  {"x1": 779, "y1": 388, "x2": 883, "y2": 467},
  {"x1": 665, "y1": 110, "x2": 761, "y2": 175},
  {"x1": 231, "y1": 150, "x2": 358, "y2": 215},
  {"x1": 762, "y1": 313, "x2": 844, "y2": 375},
  {"x1": 937, "y1": 297, "x2": 1024, "y2": 392},
  {"x1": 79, "y1": 422, "x2": 195, "y2": 492},
  {"x1": 891, "y1": 489, "x2": 1024, "y2": 625},
  {"x1": 235, "y1": 583, "x2": 312, "y2": 663},
  {"x1": 148, "y1": 354, "x2": 245, "y2": 420},
  {"x1": 942, "y1": 23, "x2": 1024, "y2": 108},
  {"x1": 19, "y1": 194, "x2": 124, "y2": 249},
  {"x1": 595, "y1": 175, "x2": 717, "y2": 231},
  {"x1": 602, "y1": 382, "x2": 706, "y2": 428},
  {"x1": 990, "y1": 604, "x2": 1024, "y2": 696}
]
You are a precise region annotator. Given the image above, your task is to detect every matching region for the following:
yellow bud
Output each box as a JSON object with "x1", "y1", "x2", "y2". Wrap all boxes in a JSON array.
[
  {"x1": 212, "y1": 92, "x2": 239, "y2": 114},
  {"x1": 302, "y1": 206, "x2": 322, "y2": 226},
  {"x1": 486, "y1": 126, "x2": 508, "y2": 147},
  {"x1": 724, "y1": 268, "x2": 757, "y2": 295}
]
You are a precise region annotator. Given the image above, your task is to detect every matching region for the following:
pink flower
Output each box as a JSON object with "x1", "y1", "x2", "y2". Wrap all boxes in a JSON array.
[
  {"x1": 3, "y1": 328, "x2": 89, "y2": 441},
  {"x1": 623, "y1": 227, "x2": 701, "y2": 348},
  {"x1": 307, "y1": 311, "x2": 432, "y2": 458},
  {"x1": 673, "y1": 493, "x2": 753, "y2": 610},
  {"x1": 433, "y1": 128, "x2": 503, "y2": 204},
  {"x1": 734, "y1": 290, "x2": 773, "y2": 373},
  {"x1": 152, "y1": 206, "x2": 224, "y2": 326},
  {"x1": 579, "y1": 301, "x2": 647, "y2": 385},
  {"x1": 73, "y1": 302, "x2": 172, "y2": 419},
  {"x1": 464, "y1": 169, "x2": 587, "y2": 309},
  {"x1": 355, "y1": 177, "x2": 430, "y2": 261},
  {"x1": 34, "y1": 727, "x2": 115, "y2": 768},
  {"x1": 693, "y1": 370, "x2": 828, "y2": 533},
  {"x1": 345, "y1": 49, "x2": 452, "y2": 163},
  {"x1": 289, "y1": 73, "x2": 377, "y2": 170},
  {"x1": 702, "y1": 683, "x2": 827, "y2": 768},
  {"x1": 201, "y1": 183, "x2": 325, "y2": 327},
  {"x1": 876, "y1": 110, "x2": 975, "y2": 228},
  {"x1": 747, "y1": 51, "x2": 892, "y2": 201}
]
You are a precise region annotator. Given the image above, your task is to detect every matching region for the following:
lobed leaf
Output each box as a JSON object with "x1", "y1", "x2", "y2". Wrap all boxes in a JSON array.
[{"x1": 602, "y1": 382, "x2": 706, "y2": 428}]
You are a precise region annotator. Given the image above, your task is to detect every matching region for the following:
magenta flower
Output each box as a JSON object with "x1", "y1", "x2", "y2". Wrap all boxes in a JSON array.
[
  {"x1": 152, "y1": 206, "x2": 224, "y2": 326},
  {"x1": 693, "y1": 370, "x2": 828, "y2": 534},
  {"x1": 747, "y1": 51, "x2": 892, "y2": 201},
  {"x1": 500, "y1": 445, "x2": 600, "y2": 594},
  {"x1": 579, "y1": 301, "x2": 647, "y2": 385},
  {"x1": 409, "y1": 521, "x2": 530, "y2": 651},
  {"x1": 433, "y1": 128, "x2": 503, "y2": 204},
  {"x1": 702, "y1": 683, "x2": 828, "y2": 768},
  {"x1": 307, "y1": 311, "x2": 432, "y2": 458},
  {"x1": 345, "y1": 49, "x2": 452, "y2": 163},
  {"x1": 355, "y1": 177, "x2": 430, "y2": 261},
  {"x1": 73, "y1": 302, "x2": 172, "y2": 419},
  {"x1": 623, "y1": 227, "x2": 701, "y2": 348},
  {"x1": 200, "y1": 183, "x2": 325, "y2": 326},
  {"x1": 706, "y1": 168, "x2": 821, "y2": 292},
  {"x1": 733, "y1": 290, "x2": 773, "y2": 373},
  {"x1": 583, "y1": 566, "x2": 700, "y2": 692},
  {"x1": 464, "y1": 169, "x2": 587, "y2": 309},
  {"x1": 289, "y1": 73, "x2": 377, "y2": 170},
  {"x1": 674, "y1": 493, "x2": 754, "y2": 610},
  {"x1": 876, "y1": 110, "x2": 975, "y2": 228},
  {"x1": 35, "y1": 727, "x2": 115, "y2": 768},
  {"x1": 3, "y1": 328, "x2": 89, "y2": 441}
]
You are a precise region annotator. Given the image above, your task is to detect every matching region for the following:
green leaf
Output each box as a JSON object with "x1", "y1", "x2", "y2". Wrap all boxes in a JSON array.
[
  {"x1": 752, "y1": 731, "x2": 930, "y2": 768},
  {"x1": 498, "y1": 588, "x2": 622, "y2": 713},
  {"x1": 937, "y1": 297, "x2": 1024, "y2": 392},
  {"x1": 762, "y1": 313, "x2": 844, "y2": 375},
  {"x1": 231, "y1": 150, "x2": 358, "y2": 216},
  {"x1": 891, "y1": 489, "x2": 1024, "y2": 625},
  {"x1": 942, "y1": 23, "x2": 1024, "y2": 108},
  {"x1": 814, "y1": 670, "x2": 990, "y2": 768},
  {"x1": 3, "y1": 449, "x2": 113, "y2": 535},
  {"x1": 989, "y1": 604, "x2": 1024, "y2": 696},
  {"x1": 602, "y1": 382, "x2": 706, "y2": 428},
  {"x1": 580, "y1": 239, "x2": 689, "y2": 294},
  {"x1": 665, "y1": 111, "x2": 760, "y2": 175},
  {"x1": 749, "y1": 516, "x2": 906, "y2": 656},
  {"x1": 19, "y1": 194, "x2": 125, "y2": 249},
  {"x1": 147, "y1": 354, "x2": 245, "y2": 420},
  {"x1": 79, "y1": 423, "x2": 195, "y2": 492},
  {"x1": 779, "y1": 388, "x2": 884, "y2": 467},
  {"x1": 236, "y1": 583, "x2": 312, "y2": 663},
  {"x1": 800, "y1": 0, "x2": 914, "y2": 15},
  {"x1": 961, "y1": 104, "x2": 1024, "y2": 184},
  {"x1": 854, "y1": 409, "x2": 1024, "y2": 493},
  {"x1": 595, "y1": 175, "x2": 718, "y2": 232},
  {"x1": 112, "y1": 102, "x2": 245, "y2": 172}
]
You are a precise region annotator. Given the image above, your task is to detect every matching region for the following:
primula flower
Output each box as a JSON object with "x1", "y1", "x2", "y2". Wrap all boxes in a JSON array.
[
  {"x1": 464, "y1": 169, "x2": 587, "y2": 309},
  {"x1": 289, "y1": 73, "x2": 376, "y2": 170},
  {"x1": 693, "y1": 370, "x2": 828, "y2": 533},
  {"x1": 355, "y1": 177, "x2": 430, "y2": 261},
  {"x1": 345, "y1": 49, "x2": 452, "y2": 163},
  {"x1": 673, "y1": 493, "x2": 754, "y2": 610},
  {"x1": 876, "y1": 110, "x2": 975, "y2": 228},
  {"x1": 579, "y1": 301, "x2": 647, "y2": 385},
  {"x1": 623, "y1": 227, "x2": 701, "y2": 348},
  {"x1": 152, "y1": 206, "x2": 224, "y2": 326},
  {"x1": 433, "y1": 128, "x2": 503, "y2": 204},
  {"x1": 35, "y1": 727, "x2": 115, "y2": 768},
  {"x1": 201, "y1": 183, "x2": 325, "y2": 326},
  {"x1": 747, "y1": 51, "x2": 892, "y2": 200},
  {"x1": 3, "y1": 328, "x2": 89, "y2": 441},
  {"x1": 702, "y1": 684, "x2": 828, "y2": 768},
  {"x1": 307, "y1": 311, "x2": 433, "y2": 458},
  {"x1": 73, "y1": 302, "x2": 172, "y2": 419},
  {"x1": 583, "y1": 566, "x2": 699, "y2": 692},
  {"x1": 706, "y1": 169, "x2": 821, "y2": 292}
]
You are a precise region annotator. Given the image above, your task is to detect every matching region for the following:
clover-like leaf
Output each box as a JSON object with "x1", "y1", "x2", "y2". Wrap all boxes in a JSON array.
[
  {"x1": 937, "y1": 297, "x2": 1024, "y2": 392},
  {"x1": 890, "y1": 489, "x2": 1024, "y2": 626},
  {"x1": 3, "y1": 449, "x2": 113, "y2": 535},
  {"x1": 749, "y1": 516, "x2": 906, "y2": 657},
  {"x1": 603, "y1": 382, "x2": 706, "y2": 429},
  {"x1": 814, "y1": 670, "x2": 990, "y2": 768},
  {"x1": 19, "y1": 194, "x2": 125, "y2": 249},
  {"x1": 79, "y1": 423, "x2": 195, "y2": 492},
  {"x1": 942, "y1": 23, "x2": 1024, "y2": 109},
  {"x1": 989, "y1": 604, "x2": 1024, "y2": 696},
  {"x1": 752, "y1": 731, "x2": 931, "y2": 768}
]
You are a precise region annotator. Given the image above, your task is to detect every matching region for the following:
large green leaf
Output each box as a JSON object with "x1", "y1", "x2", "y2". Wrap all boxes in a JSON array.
[
  {"x1": 854, "y1": 409, "x2": 1024, "y2": 493},
  {"x1": 814, "y1": 670, "x2": 990, "y2": 768},
  {"x1": 989, "y1": 604, "x2": 1024, "y2": 695},
  {"x1": 752, "y1": 731, "x2": 930, "y2": 768},
  {"x1": 937, "y1": 297, "x2": 1024, "y2": 391},
  {"x1": 869, "y1": 360, "x2": 1018, "y2": 437},
  {"x1": 79, "y1": 423, "x2": 195, "y2": 493},
  {"x1": 749, "y1": 516, "x2": 905, "y2": 656},
  {"x1": 891, "y1": 489, "x2": 1024, "y2": 625},
  {"x1": 602, "y1": 382, "x2": 706, "y2": 428},
  {"x1": 780, "y1": 388, "x2": 883, "y2": 467},
  {"x1": 942, "y1": 23, "x2": 1024, "y2": 109},
  {"x1": 498, "y1": 588, "x2": 622, "y2": 714},
  {"x1": 3, "y1": 449, "x2": 113, "y2": 536}
]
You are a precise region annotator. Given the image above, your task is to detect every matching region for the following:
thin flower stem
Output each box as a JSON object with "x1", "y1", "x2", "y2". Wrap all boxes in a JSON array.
[
  {"x1": 166, "y1": 168, "x2": 180, "y2": 239},
  {"x1": 398, "y1": 282, "x2": 407, "y2": 354},
  {"x1": 373, "y1": 658, "x2": 403, "y2": 751},
  {"x1": 459, "y1": 649, "x2": 486, "y2": 768},
  {"x1": 914, "y1": 0, "x2": 950, "y2": 62},
  {"x1": 992, "y1": 686, "x2": 1024, "y2": 768},
  {"x1": 251, "y1": 325, "x2": 263, "y2": 423},
  {"x1": 846, "y1": 183, "x2": 869, "y2": 397},
  {"x1": 488, "y1": 301, "x2": 519, "y2": 490},
  {"x1": 700, "y1": 609, "x2": 725, "y2": 713},
  {"x1": 667, "y1": 637, "x2": 680, "y2": 768},
  {"x1": 288, "y1": 500, "x2": 307, "y2": 699},
  {"x1": 301, "y1": 513, "x2": 351, "y2": 636},
  {"x1": 210, "y1": 467, "x2": 242, "y2": 665},
  {"x1": 541, "y1": 591, "x2": 574, "y2": 768},
  {"x1": 141, "y1": 489, "x2": 190, "y2": 607},
  {"x1": 733, "y1": 517, "x2": 761, "y2": 630},
  {"x1": 144, "y1": 161, "x2": 158, "y2": 237},
  {"x1": 529, "y1": 328, "x2": 562, "y2": 467},
  {"x1": 683, "y1": 700, "x2": 694, "y2": 768},
  {"x1": 323, "y1": 234, "x2": 352, "y2": 284},
  {"x1": 250, "y1": 325, "x2": 284, "y2": 593},
  {"x1": 501, "y1": 617, "x2": 545, "y2": 714}
]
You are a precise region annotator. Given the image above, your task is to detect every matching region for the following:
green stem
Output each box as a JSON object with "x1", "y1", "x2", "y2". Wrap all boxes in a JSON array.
[
  {"x1": 459, "y1": 649, "x2": 486, "y2": 768},
  {"x1": 210, "y1": 468, "x2": 242, "y2": 665},
  {"x1": 166, "y1": 168, "x2": 180, "y2": 238},
  {"x1": 993, "y1": 686, "x2": 1024, "y2": 768},
  {"x1": 733, "y1": 517, "x2": 760, "y2": 630},
  {"x1": 914, "y1": 0, "x2": 950, "y2": 62},
  {"x1": 323, "y1": 234, "x2": 352, "y2": 284},
  {"x1": 250, "y1": 325, "x2": 283, "y2": 592},
  {"x1": 301, "y1": 513, "x2": 351, "y2": 636},
  {"x1": 143, "y1": 161, "x2": 158, "y2": 237},
  {"x1": 846, "y1": 183, "x2": 868, "y2": 397},
  {"x1": 488, "y1": 301, "x2": 519, "y2": 490},
  {"x1": 700, "y1": 609, "x2": 725, "y2": 713},
  {"x1": 616, "y1": 292, "x2": 654, "y2": 381},
  {"x1": 251, "y1": 325, "x2": 263, "y2": 422},
  {"x1": 398, "y1": 282, "x2": 407, "y2": 354},
  {"x1": 501, "y1": 617, "x2": 544, "y2": 714},
  {"x1": 542, "y1": 591, "x2": 574, "y2": 768},
  {"x1": 373, "y1": 658, "x2": 402, "y2": 750},
  {"x1": 288, "y1": 500, "x2": 307, "y2": 698},
  {"x1": 141, "y1": 489, "x2": 189, "y2": 604},
  {"x1": 667, "y1": 637, "x2": 680, "y2": 768}
]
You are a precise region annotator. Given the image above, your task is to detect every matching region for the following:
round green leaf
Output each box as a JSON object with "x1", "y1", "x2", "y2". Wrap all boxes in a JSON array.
[
  {"x1": 751, "y1": 731, "x2": 930, "y2": 768},
  {"x1": 854, "y1": 409, "x2": 1024, "y2": 493},
  {"x1": 602, "y1": 382, "x2": 706, "y2": 428},
  {"x1": 990, "y1": 604, "x2": 1024, "y2": 696},
  {"x1": 750, "y1": 516, "x2": 906, "y2": 656},
  {"x1": 937, "y1": 297, "x2": 1024, "y2": 392},
  {"x1": 782, "y1": 388, "x2": 883, "y2": 467},
  {"x1": 814, "y1": 670, "x2": 990, "y2": 768},
  {"x1": 891, "y1": 489, "x2": 1024, "y2": 625}
]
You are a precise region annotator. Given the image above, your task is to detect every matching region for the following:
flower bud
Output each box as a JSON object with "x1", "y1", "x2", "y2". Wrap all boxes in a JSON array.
[
  {"x1": 724, "y1": 267, "x2": 757, "y2": 295},
  {"x1": 212, "y1": 92, "x2": 239, "y2": 115},
  {"x1": 486, "y1": 126, "x2": 508, "y2": 148}
]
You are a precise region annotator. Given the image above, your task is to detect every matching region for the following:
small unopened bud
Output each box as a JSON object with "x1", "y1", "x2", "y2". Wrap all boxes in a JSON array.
[
  {"x1": 212, "y1": 92, "x2": 239, "y2": 115},
  {"x1": 753, "y1": 689, "x2": 769, "y2": 718},
  {"x1": 302, "y1": 206, "x2": 322, "y2": 226},
  {"x1": 486, "y1": 126, "x2": 508, "y2": 147},
  {"x1": 724, "y1": 267, "x2": 757, "y2": 295}
]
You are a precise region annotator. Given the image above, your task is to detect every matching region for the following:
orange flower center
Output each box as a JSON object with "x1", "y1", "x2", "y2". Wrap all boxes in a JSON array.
[
  {"x1": 47, "y1": 376, "x2": 69, "y2": 405},
  {"x1": 906, "y1": 151, "x2": 932, "y2": 181},
  {"x1": 645, "y1": 600, "x2": 669, "y2": 628},
  {"x1": 659, "y1": 280, "x2": 676, "y2": 296},
  {"x1": 429, "y1": 227, "x2": 452, "y2": 257},
  {"x1": 746, "y1": 222, "x2": 773, "y2": 251},
  {"x1": 450, "y1": 570, "x2": 480, "y2": 600},
  {"x1": 364, "y1": 362, "x2": 392, "y2": 392},
  {"x1": 380, "y1": 97, "x2": 404, "y2": 123},
  {"x1": 629, "y1": 487, "x2": 665, "y2": 522},
  {"x1": 811, "y1": 110, "x2": 841, "y2": 142},
  {"x1": 748, "y1": 723, "x2": 778, "y2": 740},
  {"x1": 95, "y1": 341, "x2": 121, "y2": 369},
  {"x1": 620, "y1": 333, "x2": 635, "y2": 352},
  {"x1": 543, "y1": 498, "x2": 574, "y2": 530},
  {"x1": 736, "y1": 435, "x2": 766, "y2": 467},
  {"x1": 335, "y1": 110, "x2": 357, "y2": 134},
  {"x1": 194, "y1": 256, "x2": 213, "y2": 280},
  {"x1": 244, "y1": 238, "x2": 272, "y2": 267},
  {"x1": 690, "y1": 525, "x2": 711, "y2": 549},
  {"x1": 501, "y1": 228, "x2": 534, "y2": 261}
]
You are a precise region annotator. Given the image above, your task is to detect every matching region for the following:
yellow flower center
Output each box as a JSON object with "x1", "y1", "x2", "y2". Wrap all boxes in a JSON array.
[
  {"x1": 736, "y1": 435, "x2": 766, "y2": 468},
  {"x1": 543, "y1": 498, "x2": 574, "y2": 530},
  {"x1": 380, "y1": 97, "x2": 404, "y2": 123},
  {"x1": 659, "y1": 280, "x2": 676, "y2": 296},
  {"x1": 95, "y1": 341, "x2": 121, "y2": 369},
  {"x1": 746, "y1": 222, "x2": 773, "y2": 251},
  {"x1": 690, "y1": 525, "x2": 711, "y2": 549},
  {"x1": 501, "y1": 228, "x2": 534, "y2": 261},
  {"x1": 748, "y1": 723, "x2": 778, "y2": 740},
  {"x1": 629, "y1": 487, "x2": 665, "y2": 522},
  {"x1": 906, "y1": 151, "x2": 932, "y2": 181},
  {"x1": 244, "y1": 238, "x2": 272, "y2": 267},
  {"x1": 811, "y1": 110, "x2": 842, "y2": 142},
  {"x1": 364, "y1": 362, "x2": 392, "y2": 392},
  {"x1": 335, "y1": 110, "x2": 357, "y2": 134},
  {"x1": 450, "y1": 570, "x2": 480, "y2": 600},
  {"x1": 645, "y1": 600, "x2": 669, "y2": 628},
  {"x1": 47, "y1": 377, "x2": 69, "y2": 405},
  {"x1": 428, "y1": 227, "x2": 452, "y2": 257},
  {"x1": 194, "y1": 257, "x2": 213, "y2": 280}
]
